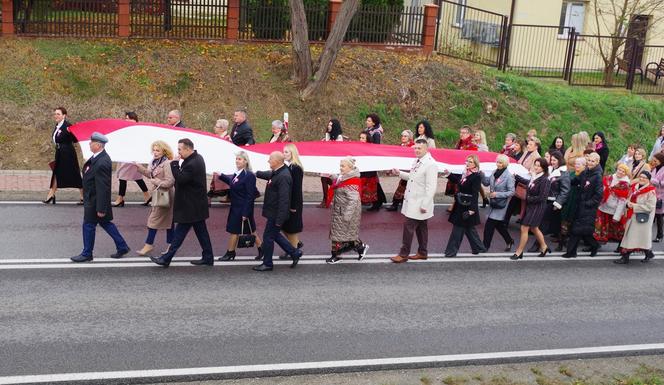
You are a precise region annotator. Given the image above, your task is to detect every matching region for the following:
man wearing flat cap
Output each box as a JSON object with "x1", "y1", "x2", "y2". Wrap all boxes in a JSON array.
[{"x1": 71, "y1": 132, "x2": 130, "y2": 262}]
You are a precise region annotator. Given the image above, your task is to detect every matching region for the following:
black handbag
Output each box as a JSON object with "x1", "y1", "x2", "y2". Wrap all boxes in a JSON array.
[
  {"x1": 455, "y1": 192, "x2": 473, "y2": 207},
  {"x1": 657, "y1": 199, "x2": 663, "y2": 210},
  {"x1": 237, "y1": 219, "x2": 256, "y2": 248},
  {"x1": 635, "y1": 212, "x2": 650, "y2": 223}
]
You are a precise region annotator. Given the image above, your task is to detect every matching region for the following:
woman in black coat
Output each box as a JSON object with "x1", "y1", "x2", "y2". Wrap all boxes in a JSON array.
[
  {"x1": 512, "y1": 157, "x2": 552, "y2": 260},
  {"x1": 444, "y1": 155, "x2": 488, "y2": 257},
  {"x1": 593, "y1": 131, "x2": 609, "y2": 173},
  {"x1": 44, "y1": 107, "x2": 83, "y2": 204},
  {"x1": 217, "y1": 151, "x2": 263, "y2": 261},
  {"x1": 280, "y1": 143, "x2": 304, "y2": 257}
]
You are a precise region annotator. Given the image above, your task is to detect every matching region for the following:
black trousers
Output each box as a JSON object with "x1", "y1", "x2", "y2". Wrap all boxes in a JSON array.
[
  {"x1": 118, "y1": 179, "x2": 148, "y2": 196},
  {"x1": 656, "y1": 214, "x2": 663, "y2": 239},
  {"x1": 566, "y1": 233, "x2": 599, "y2": 256},
  {"x1": 445, "y1": 224, "x2": 486, "y2": 257},
  {"x1": 162, "y1": 220, "x2": 214, "y2": 263},
  {"x1": 483, "y1": 218, "x2": 513, "y2": 249}
]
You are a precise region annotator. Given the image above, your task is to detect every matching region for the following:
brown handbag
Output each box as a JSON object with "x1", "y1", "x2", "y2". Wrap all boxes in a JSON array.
[{"x1": 515, "y1": 182, "x2": 527, "y2": 200}]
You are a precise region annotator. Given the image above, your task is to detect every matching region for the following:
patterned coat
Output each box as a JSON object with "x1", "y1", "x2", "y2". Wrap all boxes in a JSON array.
[
  {"x1": 621, "y1": 185, "x2": 657, "y2": 250},
  {"x1": 329, "y1": 169, "x2": 362, "y2": 242},
  {"x1": 137, "y1": 158, "x2": 175, "y2": 230}
]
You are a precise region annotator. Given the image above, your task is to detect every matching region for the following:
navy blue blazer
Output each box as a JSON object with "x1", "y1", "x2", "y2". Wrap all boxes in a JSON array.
[{"x1": 219, "y1": 169, "x2": 258, "y2": 218}]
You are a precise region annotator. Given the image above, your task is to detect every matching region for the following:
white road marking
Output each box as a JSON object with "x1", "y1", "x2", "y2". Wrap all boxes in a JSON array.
[
  {"x1": 0, "y1": 253, "x2": 657, "y2": 269},
  {"x1": 1, "y1": 343, "x2": 663, "y2": 384}
]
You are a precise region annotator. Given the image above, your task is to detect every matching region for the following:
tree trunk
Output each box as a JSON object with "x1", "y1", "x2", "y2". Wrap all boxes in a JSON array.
[
  {"x1": 289, "y1": 0, "x2": 313, "y2": 88},
  {"x1": 300, "y1": 0, "x2": 360, "y2": 100}
]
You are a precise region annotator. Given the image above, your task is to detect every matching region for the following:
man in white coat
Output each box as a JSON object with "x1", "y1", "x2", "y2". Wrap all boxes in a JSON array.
[{"x1": 390, "y1": 139, "x2": 439, "y2": 263}]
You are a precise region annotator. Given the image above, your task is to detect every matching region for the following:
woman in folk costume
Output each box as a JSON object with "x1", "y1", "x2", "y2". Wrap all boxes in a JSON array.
[
  {"x1": 268, "y1": 120, "x2": 291, "y2": 143},
  {"x1": 387, "y1": 129, "x2": 416, "y2": 212},
  {"x1": 326, "y1": 157, "x2": 369, "y2": 264},
  {"x1": 615, "y1": 170, "x2": 657, "y2": 264},
  {"x1": 361, "y1": 113, "x2": 387, "y2": 211},
  {"x1": 593, "y1": 163, "x2": 631, "y2": 246}
]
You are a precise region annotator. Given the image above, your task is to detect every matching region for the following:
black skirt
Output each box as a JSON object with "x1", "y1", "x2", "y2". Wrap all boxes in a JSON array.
[
  {"x1": 282, "y1": 209, "x2": 303, "y2": 233},
  {"x1": 52, "y1": 143, "x2": 82, "y2": 188}
]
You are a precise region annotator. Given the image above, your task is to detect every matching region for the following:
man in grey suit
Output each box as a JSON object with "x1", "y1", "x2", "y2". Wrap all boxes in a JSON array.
[{"x1": 71, "y1": 132, "x2": 130, "y2": 262}]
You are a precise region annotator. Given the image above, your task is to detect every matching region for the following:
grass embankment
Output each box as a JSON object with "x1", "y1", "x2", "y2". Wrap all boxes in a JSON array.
[{"x1": 0, "y1": 38, "x2": 663, "y2": 169}]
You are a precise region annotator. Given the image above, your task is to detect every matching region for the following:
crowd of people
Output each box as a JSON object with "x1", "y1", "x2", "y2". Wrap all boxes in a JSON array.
[{"x1": 45, "y1": 106, "x2": 664, "y2": 268}]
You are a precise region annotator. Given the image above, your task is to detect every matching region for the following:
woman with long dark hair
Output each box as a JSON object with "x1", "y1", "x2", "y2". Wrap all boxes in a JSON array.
[
  {"x1": 415, "y1": 120, "x2": 436, "y2": 148},
  {"x1": 592, "y1": 131, "x2": 609, "y2": 172},
  {"x1": 511, "y1": 157, "x2": 551, "y2": 260},
  {"x1": 319, "y1": 119, "x2": 343, "y2": 208},
  {"x1": 549, "y1": 136, "x2": 566, "y2": 155},
  {"x1": 44, "y1": 106, "x2": 83, "y2": 204},
  {"x1": 361, "y1": 113, "x2": 387, "y2": 211}
]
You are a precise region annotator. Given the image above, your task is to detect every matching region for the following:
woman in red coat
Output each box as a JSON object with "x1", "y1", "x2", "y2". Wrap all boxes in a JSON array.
[{"x1": 594, "y1": 163, "x2": 630, "y2": 245}]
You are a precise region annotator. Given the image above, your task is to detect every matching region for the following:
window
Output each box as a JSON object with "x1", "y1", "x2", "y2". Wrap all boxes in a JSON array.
[
  {"x1": 558, "y1": 1, "x2": 585, "y2": 37},
  {"x1": 454, "y1": 0, "x2": 466, "y2": 27}
]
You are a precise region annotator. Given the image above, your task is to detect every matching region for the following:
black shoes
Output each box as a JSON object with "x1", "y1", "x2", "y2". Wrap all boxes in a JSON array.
[
  {"x1": 589, "y1": 247, "x2": 599, "y2": 257},
  {"x1": 367, "y1": 203, "x2": 382, "y2": 211},
  {"x1": 654, "y1": 237, "x2": 662, "y2": 243},
  {"x1": 71, "y1": 254, "x2": 93, "y2": 262},
  {"x1": 537, "y1": 247, "x2": 551, "y2": 258},
  {"x1": 43, "y1": 196, "x2": 56, "y2": 204},
  {"x1": 357, "y1": 243, "x2": 369, "y2": 261},
  {"x1": 326, "y1": 255, "x2": 342, "y2": 264},
  {"x1": 150, "y1": 256, "x2": 170, "y2": 267},
  {"x1": 142, "y1": 198, "x2": 152, "y2": 206},
  {"x1": 561, "y1": 253, "x2": 576, "y2": 259},
  {"x1": 482, "y1": 198, "x2": 489, "y2": 208},
  {"x1": 504, "y1": 240, "x2": 514, "y2": 252},
  {"x1": 386, "y1": 203, "x2": 400, "y2": 212},
  {"x1": 252, "y1": 264, "x2": 273, "y2": 272},
  {"x1": 290, "y1": 250, "x2": 302, "y2": 268},
  {"x1": 254, "y1": 246, "x2": 264, "y2": 261},
  {"x1": 642, "y1": 250, "x2": 655, "y2": 263},
  {"x1": 112, "y1": 200, "x2": 125, "y2": 207},
  {"x1": 76, "y1": 199, "x2": 84, "y2": 205},
  {"x1": 218, "y1": 250, "x2": 236, "y2": 261},
  {"x1": 110, "y1": 249, "x2": 130, "y2": 259},
  {"x1": 614, "y1": 254, "x2": 630, "y2": 264},
  {"x1": 510, "y1": 252, "x2": 523, "y2": 260},
  {"x1": 190, "y1": 259, "x2": 213, "y2": 266}
]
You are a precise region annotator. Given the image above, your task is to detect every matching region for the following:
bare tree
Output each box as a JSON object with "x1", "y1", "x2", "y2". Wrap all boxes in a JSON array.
[
  {"x1": 289, "y1": 0, "x2": 361, "y2": 99},
  {"x1": 591, "y1": 0, "x2": 664, "y2": 86}
]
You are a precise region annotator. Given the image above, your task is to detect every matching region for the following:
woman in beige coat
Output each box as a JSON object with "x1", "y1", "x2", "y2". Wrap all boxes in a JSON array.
[
  {"x1": 326, "y1": 157, "x2": 369, "y2": 264},
  {"x1": 615, "y1": 170, "x2": 657, "y2": 264},
  {"x1": 134, "y1": 140, "x2": 176, "y2": 256}
]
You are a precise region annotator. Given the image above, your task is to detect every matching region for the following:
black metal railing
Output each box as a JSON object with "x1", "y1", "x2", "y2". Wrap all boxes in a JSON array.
[
  {"x1": 238, "y1": 1, "x2": 328, "y2": 41},
  {"x1": 131, "y1": 0, "x2": 228, "y2": 39},
  {"x1": 504, "y1": 24, "x2": 574, "y2": 79},
  {"x1": 632, "y1": 45, "x2": 664, "y2": 95},
  {"x1": 568, "y1": 34, "x2": 630, "y2": 88},
  {"x1": 435, "y1": 0, "x2": 507, "y2": 67},
  {"x1": 13, "y1": 0, "x2": 118, "y2": 37},
  {"x1": 345, "y1": 5, "x2": 424, "y2": 46}
]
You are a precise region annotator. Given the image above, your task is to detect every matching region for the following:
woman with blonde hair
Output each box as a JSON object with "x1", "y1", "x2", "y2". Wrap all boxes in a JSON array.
[
  {"x1": 217, "y1": 151, "x2": 264, "y2": 261},
  {"x1": 473, "y1": 130, "x2": 489, "y2": 152},
  {"x1": 631, "y1": 148, "x2": 651, "y2": 184},
  {"x1": 326, "y1": 157, "x2": 369, "y2": 263},
  {"x1": 279, "y1": 143, "x2": 304, "y2": 259},
  {"x1": 134, "y1": 140, "x2": 176, "y2": 256},
  {"x1": 564, "y1": 133, "x2": 586, "y2": 170}
]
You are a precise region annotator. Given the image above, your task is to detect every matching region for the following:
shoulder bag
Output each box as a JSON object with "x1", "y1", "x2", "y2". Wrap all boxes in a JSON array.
[
  {"x1": 237, "y1": 219, "x2": 256, "y2": 248},
  {"x1": 455, "y1": 192, "x2": 473, "y2": 207},
  {"x1": 635, "y1": 212, "x2": 650, "y2": 223},
  {"x1": 151, "y1": 184, "x2": 170, "y2": 208}
]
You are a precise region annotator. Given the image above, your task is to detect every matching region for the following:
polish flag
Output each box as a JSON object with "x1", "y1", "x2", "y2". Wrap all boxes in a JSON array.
[{"x1": 69, "y1": 119, "x2": 528, "y2": 176}]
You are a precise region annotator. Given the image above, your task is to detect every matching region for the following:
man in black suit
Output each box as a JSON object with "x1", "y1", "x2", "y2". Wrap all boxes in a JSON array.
[
  {"x1": 150, "y1": 138, "x2": 214, "y2": 267},
  {"x1": 254, "y1": 152, "x2": 302, "y2": 271},
  {"x1": 230, "y1": 109, "x2": 255, "y2": 146},
  {"x1": 71, "y1": 132, "x2": 130, "y2": 262},
  {"x1": 167, "y1": 109, "x2": 185, "y2": 128}
]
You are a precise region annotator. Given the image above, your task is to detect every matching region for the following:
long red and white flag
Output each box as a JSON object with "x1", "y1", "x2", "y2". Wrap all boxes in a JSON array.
[{"x1": 69, "y1": 119, "x2": 529, "y2": 176}]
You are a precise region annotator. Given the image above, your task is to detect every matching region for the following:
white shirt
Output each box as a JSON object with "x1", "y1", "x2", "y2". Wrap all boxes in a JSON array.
[{"x1": 52, "y1": 120, "x2": 65, "y2": 143}]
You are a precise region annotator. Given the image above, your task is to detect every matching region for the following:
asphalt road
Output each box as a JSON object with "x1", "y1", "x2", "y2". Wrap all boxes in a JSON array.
[{"x1": 1, "y1": 204, "x2": 663, "y2": 381}]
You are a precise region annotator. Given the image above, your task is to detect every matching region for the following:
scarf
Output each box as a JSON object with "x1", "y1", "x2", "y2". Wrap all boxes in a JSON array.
[
  {"x1": 595, "y1": 141, "x2": 604, "y2": 150},
  {"x1": 456, "y1": 135, "x2": 477, "y2": 151},
  {"x1": 367, "y1": 125, "x2": 384, "y2": 141},
  {"x1": 602, "y1": 174, "x2": 630, "y2": 203},
  {"x1": 548, "y1": 165, "x2": 567, "y2": 179},
  {"x1": 461, "y1": 167, "x2": 478, "y2": 184},
  {"x1": 326, "y1": 176, "x2": 362, "y2": 207},
  {"x1": 401, "y1": 140, "x2": 415, "y2": 147},
  {"x1": 493, "y1": 167, "x2": 506, "y2": 180},
  {"x1": 625, "y1": 183, "x2": 656, "y2": 222},
  {"x1": 150, "y1": 156, "x2": 167, "y2": 178}
]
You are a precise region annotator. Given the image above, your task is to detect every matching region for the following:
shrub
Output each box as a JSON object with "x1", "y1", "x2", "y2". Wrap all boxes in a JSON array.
[
  {"x1": 346, "y1": 0, "x2": 405, "y2": 43},
  {"x1": 241, "y1": 0, "x2": 329, "y2": 41}
]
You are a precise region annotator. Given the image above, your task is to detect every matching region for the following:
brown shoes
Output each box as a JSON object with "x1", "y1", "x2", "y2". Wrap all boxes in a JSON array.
[
  {"x1": 409, "y1": 254, "x2": 428, "y2": 260},
  {"x1": 390, "y1": 255, "x2": 409, "y2": 263}
]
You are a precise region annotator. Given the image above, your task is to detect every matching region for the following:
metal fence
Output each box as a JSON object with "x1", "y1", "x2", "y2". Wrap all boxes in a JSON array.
[
  {"x1": 13, "y1": 0, "x2": 118, "y2": 37},
  {"x1": 131, "y1": 0, "x2": 228, "y2": 39},
  {"x1": 568, "y1": 34, "x2": 631, "y2": 88},
  {"x1": 504, "y1": 24, "x2": 574, "y2": 79},
  {"x1": 434, "y1": 0, "x2": 507, "y2": 67},
  {"x1": 345, "y1": 5, "x2": 424, "y2": 46},
  {"x1": 632, "y1": 45, "x2": 664, "y2": 95},
  {"x1": 238, "y1": 1, "x2": 329, "y2": 42}
]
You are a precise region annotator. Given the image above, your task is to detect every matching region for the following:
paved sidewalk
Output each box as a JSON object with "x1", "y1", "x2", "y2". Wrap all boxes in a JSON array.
[{"x1": 0, "y1": 170, "x2": 453, "y2": 202}]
